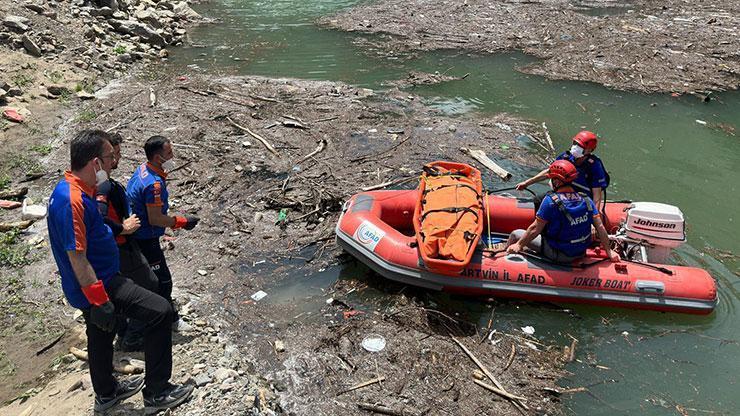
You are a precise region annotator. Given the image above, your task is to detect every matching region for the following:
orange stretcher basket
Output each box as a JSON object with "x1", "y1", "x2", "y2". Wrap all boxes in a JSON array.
[{"x1": 413, "y1": 161, "x2": 483, "y2": 275}]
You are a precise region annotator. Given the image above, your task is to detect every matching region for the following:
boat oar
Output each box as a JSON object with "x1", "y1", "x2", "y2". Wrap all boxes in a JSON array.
[{"x1": 620, "y1": 258, "x2": 674, "y2": 275}]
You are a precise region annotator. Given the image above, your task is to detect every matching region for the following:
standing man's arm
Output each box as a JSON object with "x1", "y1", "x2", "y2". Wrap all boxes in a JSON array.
[
  {"x1": 67, "y1": 251, "x2": 117, "y2": 331},
  {"x1": 68, "y1": 250, "x2": 99, "y2": 288},
  {"x1": 144, "y1": 181, "x2": 199, "y2": 230},
  {"x1": 96, "y1": 181, "x2": 141, "y2": 235}
]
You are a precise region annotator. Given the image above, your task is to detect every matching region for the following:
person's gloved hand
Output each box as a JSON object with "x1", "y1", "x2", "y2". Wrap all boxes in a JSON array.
[
  {"x1": 90, "y1": 301, "x2": 116, "y2": 332},
  {"x1": 183, "y1": 215, "x2": 199, "y2": 230},
  {"x1": 174, "y1": 215, "x2": 200, "y2": 230},
  {"x1": 81, "y1": 280, "x2": 116, "y2": 332}
]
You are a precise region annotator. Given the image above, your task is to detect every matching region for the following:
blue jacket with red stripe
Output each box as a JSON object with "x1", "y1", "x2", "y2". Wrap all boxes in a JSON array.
[
  {"x1": 47, "y1": 172, "x2": 120, "y2": 309},
  {"x1": 126, "y1": 162, "x2": 169, "y2": 240}
]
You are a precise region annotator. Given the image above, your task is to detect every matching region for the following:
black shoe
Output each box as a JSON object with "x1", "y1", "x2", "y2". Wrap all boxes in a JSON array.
[
  {"x1": 143, "y1": 383, "x2": 194, "y2": 415},
  {"x1": 93, "y1": 375, "x2": 145, "y2": 412}
]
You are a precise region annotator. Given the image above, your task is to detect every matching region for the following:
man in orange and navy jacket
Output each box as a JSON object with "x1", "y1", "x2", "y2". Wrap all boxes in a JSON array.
[
  {"x1": 47, "y1": 130, "x2": 192, "y2": 413},
  {"x1": 127, "y1": 135, "x2": 199, "y2": 330},
  {"x1": 95, "y1": 132, "x2": 159, "y2": 351}
]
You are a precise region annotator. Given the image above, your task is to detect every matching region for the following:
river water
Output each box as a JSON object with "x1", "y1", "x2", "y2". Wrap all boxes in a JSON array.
[{"x1": 170, "y1": 1, "x2": 740, "y2": 414}]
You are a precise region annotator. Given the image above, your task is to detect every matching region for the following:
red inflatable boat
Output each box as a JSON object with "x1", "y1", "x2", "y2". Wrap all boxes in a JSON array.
[{"x1": 335, "y1": 190, "x2": 718, "y2": 314}]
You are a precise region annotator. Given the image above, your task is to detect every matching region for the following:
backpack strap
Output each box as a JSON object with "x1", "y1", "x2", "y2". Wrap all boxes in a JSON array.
[
  {"x1": 548, "y1": 192, "x2": 575, "y2": 224},
  {"x1": 584, "y1": 196, "x2": 594, "y2": 215}
]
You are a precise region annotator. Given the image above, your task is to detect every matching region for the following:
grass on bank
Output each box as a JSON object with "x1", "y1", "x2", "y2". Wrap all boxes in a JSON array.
[
  {"x1": 75, "y1": 109, "x2": 97, "y2": 122},
  {"x1": 0, "y1": 174, "x2": 10, "y2": 191},
  {"x1": 30, "y1": 145, "x2": 53, "y2": 156},
  {"x1": 0, "y1": 230, "x2": 32, "y2": 269}
]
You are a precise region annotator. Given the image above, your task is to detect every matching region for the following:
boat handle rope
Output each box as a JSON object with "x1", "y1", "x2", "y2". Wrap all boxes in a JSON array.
[
  {"x1": 419, "y1": 206, "x2": 480, "y2": 223},
  {"x1": 486, "y1": 186, "x2": 537, "y2": 199}
]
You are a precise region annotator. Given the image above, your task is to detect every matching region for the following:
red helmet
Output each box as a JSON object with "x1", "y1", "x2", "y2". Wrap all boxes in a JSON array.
[
  {"x1": 572, "y1": 130, "x2": 598, "y2": 151},
  {"x1": 547, "y1": 160, "x2": 579, "y2": 183}
]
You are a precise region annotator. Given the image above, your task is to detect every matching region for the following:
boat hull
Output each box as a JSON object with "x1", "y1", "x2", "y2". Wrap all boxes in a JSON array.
[{"x1": 336, "y1": 190, "x2": 718, "y2": 315}]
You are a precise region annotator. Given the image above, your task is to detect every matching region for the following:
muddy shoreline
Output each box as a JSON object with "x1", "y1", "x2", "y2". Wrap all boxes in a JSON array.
[
  {"x1": 0, "y1": 70, "x2": 569, "y2": 415},
  {"x1": 320, "y1": 0, "x2": 740, "y2": 95},
  {"x1": 0, "y1": 1, "x2": 588, "y2": 415}
]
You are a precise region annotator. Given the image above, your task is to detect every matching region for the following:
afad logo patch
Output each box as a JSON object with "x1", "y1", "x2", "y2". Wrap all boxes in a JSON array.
[{"x1": 354, "y1": 220, "x2": 386, "y2": 252}]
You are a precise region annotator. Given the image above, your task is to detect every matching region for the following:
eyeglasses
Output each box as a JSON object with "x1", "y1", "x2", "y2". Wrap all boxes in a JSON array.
[{"x1": 99, "y1": 153, "x2": 116, "y2": 161}]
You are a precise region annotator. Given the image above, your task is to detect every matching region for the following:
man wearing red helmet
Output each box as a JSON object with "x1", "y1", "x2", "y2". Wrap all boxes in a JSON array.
[
  {"x1": 516, "y1": 130, "x2": 609, "y2": 209},
  {"x1": 507, "y1": 160, "x2": 619, "y2": 263}
]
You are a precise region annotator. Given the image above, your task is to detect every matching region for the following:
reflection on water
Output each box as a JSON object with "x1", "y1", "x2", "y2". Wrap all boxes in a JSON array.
[{"x1": 171, "y1": 1, "x2": 740, "y2": 414}]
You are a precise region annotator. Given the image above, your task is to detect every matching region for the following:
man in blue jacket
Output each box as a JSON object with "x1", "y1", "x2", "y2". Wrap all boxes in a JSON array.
[
  {"x1": 127, "y1": 135, "x2": 199, "y2": 331},
  {"x1": 47, "y1": 130, "x2": 192, "y2": 413},
  {"x1": 516, "y1": 130, "x2": 609, "y2": 209},
  {"x1": 507, "y1": 160, "x2": 619, "y2": 264}
]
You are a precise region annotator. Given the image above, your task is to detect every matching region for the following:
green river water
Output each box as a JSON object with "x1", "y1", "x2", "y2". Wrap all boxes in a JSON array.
[{"x1": 169, "y1": 1, "x2": 740, "y2": 414}]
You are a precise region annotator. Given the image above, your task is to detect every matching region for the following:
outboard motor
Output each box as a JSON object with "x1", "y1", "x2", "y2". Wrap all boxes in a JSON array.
[{"x1": 615, "y1": 202, "x2": 686, "y2": 264}]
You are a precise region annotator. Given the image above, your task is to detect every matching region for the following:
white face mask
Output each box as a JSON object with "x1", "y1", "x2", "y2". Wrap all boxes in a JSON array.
[
  {"x1": 161, "y1": 158, "x2": 176, "y2": 172},
  {"x1": 569, "y1": 144, "x2": 585, "y2": 158},
  {"x1": 95, "y1": 160, "x2": 108, "y2": 186}
]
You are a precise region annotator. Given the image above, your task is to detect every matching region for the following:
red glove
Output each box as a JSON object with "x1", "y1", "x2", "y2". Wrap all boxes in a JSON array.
[
  {"x1": 173, "y1": 216, "x2": 188, "y2": 229},
  {"x1": 81, "y1": 280, "x2": 110, "y2": 306},
  {"x1": 173, "y1": 215, "x2": 200, "y2": 230}
]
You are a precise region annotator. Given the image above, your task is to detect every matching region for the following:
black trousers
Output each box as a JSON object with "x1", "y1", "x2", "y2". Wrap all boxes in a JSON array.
[
  {"x1": 119, "y1": 240, "x2": 158, "y2": 292},
  {"x1": 117, "y1": 239, "x2": 160, "y2": 343},
  {"x1": 136, "y1": 237, "x2": 179, "y2": 322},
  {"x1": 83, "y1": 274, "x2": 172, "y2": 397}
]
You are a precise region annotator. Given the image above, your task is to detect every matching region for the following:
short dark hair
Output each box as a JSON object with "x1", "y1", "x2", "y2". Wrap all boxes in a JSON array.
[
  {"x1": 108, "y1": 132, "x2": 124, "y2": 147},
  {"x1": 144, "y1": 135, "x2": 169, "y2": 161},
  {"x1": 70, "y1": 129, "x2": 109, "y2": 171}
]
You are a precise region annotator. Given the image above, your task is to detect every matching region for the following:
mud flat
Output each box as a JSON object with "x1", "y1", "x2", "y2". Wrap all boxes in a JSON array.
[{"x1": 320, "y1": 0, "x2": 740, "y2": 94}]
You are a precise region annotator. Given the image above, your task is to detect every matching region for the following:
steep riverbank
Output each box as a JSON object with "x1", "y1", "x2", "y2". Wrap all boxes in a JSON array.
[
  {"x1": 320, "y1": 0, "x2": 740, "y2": 94},
  {"x1": 0, "y1": 3, "x2": 571, "y2": 412}
]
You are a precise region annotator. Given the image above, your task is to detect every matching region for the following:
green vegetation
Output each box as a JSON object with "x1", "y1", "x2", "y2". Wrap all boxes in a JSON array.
[
  {"x1": 6, "y1": 153, "x2": 42, "y2": 176},
  {"x1": 0, "y1": 230, "x2": 32, "y2": 269},
  {"x1": 75, "y1": 109, "x2": 97, "y2": 122},
  {"x1": 46, "y1": 70, "x2": 64, "y2": 84},
  {"x1": 57, "y1": 89, "x2": 72, "y2": 105},
  {"x1": 30, "y1": 144, "x2": 53, "y2": 156},
  {"x1": 0, "y1": 173, "x2": 10, "y2": 191},
  {"x1": 113, "y1": 44, "x2": 127, "y2": 55},
  {"x1": 10, "y1": 73, "x2": 34, "y2": 88}
]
